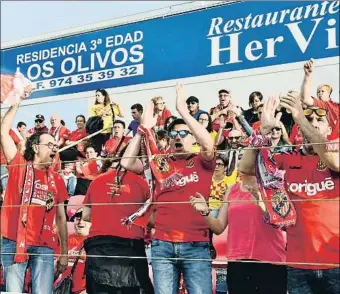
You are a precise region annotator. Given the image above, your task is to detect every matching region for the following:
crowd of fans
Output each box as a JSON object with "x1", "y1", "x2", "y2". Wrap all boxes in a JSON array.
[{"x1": 0, "y1": 58, "x2": 339, "y2": 294}]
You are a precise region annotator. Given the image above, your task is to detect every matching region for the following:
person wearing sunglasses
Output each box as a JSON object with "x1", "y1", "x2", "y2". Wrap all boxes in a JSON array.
[
  {"x1": 239, "y1": 94, "x2": 339, "y2": 294},
  {"x1": 27, "y1": 114, "x2": 49, "y2": 137},
  {"x1": 300, "y1": 58, "x2": 339, "y2": 140},
  {"x1": 186, "y1": 96, "x2": 206, "y2": 119},
  {"x1": 1, "y1": 98, "x2": 69, "y2": 294},
  {"x1": 270, "y1": 122, "x2": 292, "y2": 154},
  {"x1": 121, "y1": 84, "x2": 215, "y2": 294}
]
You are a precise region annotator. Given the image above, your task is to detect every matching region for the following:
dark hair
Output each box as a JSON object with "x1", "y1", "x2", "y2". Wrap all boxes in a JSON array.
[
  {"x1": 257, "y1": 103, "x2": 264, "y2": 110},
  {"x1": 248, "y1": 91, "x2": 263, "y2": 107},
  {"x1": 131, "y1": 103, "x2": 143, "y2": 113},
  {"x1": 60, "y1": 120, "x2": 66, "y2": 126},
  {"x1": 17, "y1": 121, "x2": 26, "y2": 128},
  {"x1": 113, "y1": 120, "x2": 126, "y2": 129},
  {"x1": 95, "y1": 89, "x2": 111, "y2": 106},
  {"x1": 197, "y1": 111, "x2": 213, "y2": 133},
  {"x1": 167, "y1": 118, "x2": 187, "y2": 133},
  {"x1": 100, "y1": 144, "x2": 128, "y2": 174},
  {"x1": 24, "y1": 133, "x2": 44, "y2": 161},
  {"x1": 216, "y1": 155, "x2": 227, "y2": 166},
  {"x1": 156, "y1": 129, "x2": 169, "y2": 141},
  {"x1": 75, "y1": 115, "x2": 86, "y2": 123},
  {"x1": 218, "y1": 89, "x2": 230, "y2": 95},
  {"x1": 164, "y1": 116, "x2": 177, "y2": 131}
]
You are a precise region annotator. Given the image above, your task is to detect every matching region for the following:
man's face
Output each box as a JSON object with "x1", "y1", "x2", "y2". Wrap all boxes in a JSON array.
[
  {"x1": 157, "y1": 138, "x2": 168, "y2": 150},
  {"x1": 74, "y1": 216, "x2": 91, "y2": 237},
  {"x1": 35, "y1": 119, "x2": 45, "y2": 129},
  {"x1": 317, "y1": 86, "x2": 331, "y2": 102},
  {"x1": 50, "y1": 116, "x2": 60, "y2": 128},
  {"x1": 131, "y1": 109, "x2": 142, "y2": 120},
  {"x1": 76, "y1": 117, "x2": 85, "y2": 130},
  {"x1": 113, "y1": 123, "x2": 124, "y2": 138},
  {"x1": 86, "y1": 147, "x2": 97, "y2": 159},
  {"x1": 187, "y1": 101, "x2": 199, "y2": 113},
  {"x1": 227, "y1": 130, "x2": 243, "y2": 149},
  {"x1": 169, "y1": 124, "x2": 193, "y2": 156},
  {"x1": 219, "y1": 92, "x2": 231, "y2": 107},
  {"x1": 35, "y1": 134, "x2": 58, "y2": 167}
]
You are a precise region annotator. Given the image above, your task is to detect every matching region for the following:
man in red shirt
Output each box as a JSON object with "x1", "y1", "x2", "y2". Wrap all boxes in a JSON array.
[
  {"x1": 101, "y1": 120, "x2": 131, "y2": 157},
  {"x1": 49, "y1": 114, "x2": 70, "y2": 148},
  {"x1": 210, "y1": 89, "x2": 235, "y2": 131},
  {"x1": 300, "y1": 58, "x2": 339, "y2": 140},
  {"x1": 0, "y1": 98, "x2": 68, "y2": 293},
  {"x1": 121, "y1": 84, "x2": 215, "y2": 294},
  {"x1": 82, "y1": 155, "x2": 153, "y2": 294},
  {"x1": 27, "y1": 114, "x2": 49, "y2": 136},
  {"x1": 239, "y1": 94, "x2": 339, "y2": 294}
]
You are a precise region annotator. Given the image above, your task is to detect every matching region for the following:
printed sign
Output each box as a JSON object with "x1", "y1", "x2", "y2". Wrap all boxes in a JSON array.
[{"x1": 1, "y1": 0, "x2": 339, "y2": 99}]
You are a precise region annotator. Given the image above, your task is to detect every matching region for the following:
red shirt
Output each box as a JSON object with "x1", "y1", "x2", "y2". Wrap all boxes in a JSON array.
[
  {"x1": 276, "y1": 151, "x2": 339, "y2": 269},
  {"x1": 154, "y1": 153, "x2": 215, "y2": 242},
  {"x1": 83, "y1": 169, "x2": 149, "y2": 239},
  {"x1": 313, "y1": 98, "x2": 339, "y2": 140},
  {"x1": 77, "y1": 159, "x2": 100, "y2": 181},
  {"x1": 1, "y1": 152, "x2": 68, "y2": 247},
  {"x1": 49, "y1": 126, "x2": 69, "y2": 146},
  {"x1": 0, "y1": 130, "x2": 23, "y2": 165},
  {"x1": 156, "y1": 109, "x2": 172, "y2": 128},
  {"x1": 102, "y1": 137, "x2": 131, "y2": 156},
  {"x1": 209, "y1": 103, "x2": 234, "y2": 131},
  {"x1": 289, "y1": 124, "x2": 303, "y2": 149},
  {"x1": 68, "y1": 129, "x2": 88, "y2": 142},
  {"x1": 57, "y1": 234, "x2": 86, "y2": 293}
]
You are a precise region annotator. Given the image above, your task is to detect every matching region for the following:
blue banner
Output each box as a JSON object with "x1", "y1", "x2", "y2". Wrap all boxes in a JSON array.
[{"x1": 1, "y1": 1, "x2": 339, "y2": 99}]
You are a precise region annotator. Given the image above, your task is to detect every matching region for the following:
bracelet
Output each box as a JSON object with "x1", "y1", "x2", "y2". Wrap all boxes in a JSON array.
[{"x1": 200, "y1": 209, "x2": 211, "y2": 217}]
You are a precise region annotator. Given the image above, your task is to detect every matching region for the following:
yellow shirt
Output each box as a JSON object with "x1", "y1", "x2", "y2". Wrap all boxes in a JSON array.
[
  {"x1": 89, "y1": 104, "x2": 120, "y2": 134},
  {"x1": 192, "y1": 131, "x2": 217, "y2": 153}
]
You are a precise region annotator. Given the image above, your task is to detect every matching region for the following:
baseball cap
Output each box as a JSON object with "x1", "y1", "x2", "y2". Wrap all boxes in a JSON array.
[
  {"x1": 67, "y1": 195, "x2": 85, "y2": 221},
  {"x1": 186, "y1": 96, "x2": 199, "y2": 104},
  {"x1": 35, "y1": 114, "x2": 45, "y2": 121}
]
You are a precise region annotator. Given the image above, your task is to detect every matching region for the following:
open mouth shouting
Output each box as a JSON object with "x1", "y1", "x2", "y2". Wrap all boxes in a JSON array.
[{"x1": 174, "y1": 141, "x2": 183, "y2": 152}]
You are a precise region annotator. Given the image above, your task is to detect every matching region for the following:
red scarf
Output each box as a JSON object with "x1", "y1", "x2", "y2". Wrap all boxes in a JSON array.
[
  {"x1": 15, "y1": 163, "x2": 57, "y2": 263},
  {"x1": 250, "y1": 130, "x2": 297, "y2": 229}
]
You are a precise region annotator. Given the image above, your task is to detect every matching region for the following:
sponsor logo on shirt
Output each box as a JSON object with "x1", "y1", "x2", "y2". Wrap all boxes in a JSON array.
[
  {"x1": 287, "y1": 177, "x2": 335, "y2": 196},
  {"x1": 176, "y1": 172, "x2": 199, "y2": 187},
  {"x1": 160, "y1": 172, "x2": 200, "y2": 189}
]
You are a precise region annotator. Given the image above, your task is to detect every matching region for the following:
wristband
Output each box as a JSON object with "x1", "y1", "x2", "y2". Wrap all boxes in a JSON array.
[{"x1": 200, "y1": 208, "x2": 211, "y2": 217}]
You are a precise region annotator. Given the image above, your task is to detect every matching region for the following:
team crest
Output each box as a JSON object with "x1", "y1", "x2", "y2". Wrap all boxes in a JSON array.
[
  {"x1": 186, "y1": 159, "x2": 194, "y2": 168},
  {"x1": 154, "y1": 155, "x2": 171, "y2": 173},
  {"x1": 272, "y1": 191, "x2": 290, "y2": 218},
  {"x1": 317, "y1": 160, "x2": 326, "y2": 171},
  {"x1": 45, "y1": 192, "x2": 55, "y2": 212}
]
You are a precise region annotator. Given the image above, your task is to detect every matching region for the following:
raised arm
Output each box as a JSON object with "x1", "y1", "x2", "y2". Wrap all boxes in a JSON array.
[
  {"x1": 300, "y1": 58, "x2": 315, "y2": 106},
  {"x1": 176, "y1": 84, "x2": 214, "y2": 161},
  {"x1": 280, "y1": 93, "x2": 339, "y2": 172}
]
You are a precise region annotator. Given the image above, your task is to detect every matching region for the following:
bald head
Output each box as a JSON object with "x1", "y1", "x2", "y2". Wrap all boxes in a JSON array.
[{"x1": 50, "y1": 114, "x2": 61, "y2": 127}]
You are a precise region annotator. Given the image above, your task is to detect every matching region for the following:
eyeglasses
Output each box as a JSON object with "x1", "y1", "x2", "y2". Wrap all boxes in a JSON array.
[
  {"x1": 216, "y1": 162, "x2": 225, "y2": 168},
  {"x1": 156, "y1": 102, "x2": 165, "y2": 105},
  {"x1": 219, "y1": 94, "x2": 229, "y2": 98},
  {"x1": 35, "y1": 120, "x2": 43, "y2": 123},
  {"x1": 272, "y1": 127, "x2": 282, "y2": 132},
  {"x1": 38, "y1": 143, "x2": 59, "y2": 150},
  {"x1": 198, "y1": 118, "x2": 209, "y2": 123},
  {"x1": 187, "y1": 101, "x2": 197, "y2": 105},
  {"x1": 168, "y1": 130, "x2": 192, "y2": 139},
  {"x1": 228, "y1": 136, "x2": 241, "y2": 141},
  {"x1": 303, "y1": 107, "x2": 327, "y2": 117}
]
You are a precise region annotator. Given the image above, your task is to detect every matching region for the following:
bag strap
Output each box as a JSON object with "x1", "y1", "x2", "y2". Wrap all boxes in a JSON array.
[
  {"x1": 112, "y1": 136, "x2": 126, "y2": 157},
  {"x1": 70, "y1": 245, "x2": 84, "y2": 277},
  {"x1": 109, "y1": 103, "x2": 116, "y2": 123}
]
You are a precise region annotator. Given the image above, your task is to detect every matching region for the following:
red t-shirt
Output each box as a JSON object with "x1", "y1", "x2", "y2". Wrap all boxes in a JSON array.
[
  {"x1": 50, "y1": 126, "x2": 69, "y2": 146},
  {"x1": 83, "y1": 169, "x2": 149, "y2": 239},
  {"x1": 153, "y1": 153, "x2": 215, "y2": 242},
  {"x1": 156, "y1": 109, "x2": 172, "y2": 128},
  {"x1": 289, "y1": 124, "x2": 303, "y2": 149},
  {"x1": 313, "y1": 98, "x2": 339, "y2": 140},
  {"x1": 275, "y1": 151, "x2": 339, "y2": 269},
  {"x1": 68, "y1": 129, "x2": 88, "y2": 142},
  {"x1": 0, "y1": 130, "x2": 23, "y2": 165},
  {"x1": 102, "y1": 137, "x2": 131, "y2": 156},
  {"x1": 209, "y1": 103, "x2": 234, "y2": 131},
  {"x1": 77, "y1": 159, "x2": 100, "y2": 181},
  {"x1": 1, "y1": 152, "x2": 68, "y2": 247},
  {"x1": 57, "y1": 234, "x2": 86, "y2": 293}
]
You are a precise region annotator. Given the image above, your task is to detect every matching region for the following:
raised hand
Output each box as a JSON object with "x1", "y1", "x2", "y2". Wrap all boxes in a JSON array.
[
  {"x1": 260, "y1": 96, "x2": 282, "y2": 135},
  {"x1": 230, "y1": 105, "x2": 242, "y2": 117},
  {"x1": 303, "y1": 58, "x2": 314, "y2": 76},
  {"x1": 176, "y1": 83, "x2": 187, "y2": 114},
  {"x1": 142, "y1": 101, "x2": 157, "y2": 129},
  {"x1": 189, "y1": 192, "x2": 209, "y2": 213},
  {"x1": 279, "y1": 92, "x2": 304, "y2": 120}
]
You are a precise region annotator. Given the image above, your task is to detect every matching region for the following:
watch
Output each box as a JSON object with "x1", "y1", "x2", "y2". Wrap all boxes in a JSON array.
[{"x1": 200, "y1": 209, "x2": 211, "y2": 217}]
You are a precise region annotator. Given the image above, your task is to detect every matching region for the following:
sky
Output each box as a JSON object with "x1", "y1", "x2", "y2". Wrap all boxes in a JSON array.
[{"x1": 0, "y1": 1, "x2": 189, "y2": 129}]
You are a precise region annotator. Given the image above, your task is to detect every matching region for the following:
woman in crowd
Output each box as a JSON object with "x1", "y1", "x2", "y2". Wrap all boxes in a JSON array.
[
  {"x1": 82, "y1": 148, "x2": 154, "y2": 294},
  {"x1": 152, "y1": 96, "x2": 172, "y2": 131},
  {"x1": 190, "y1": 174, "x2": 287, "y2": 294},
  {"x1": 270, "y1": 122, "x2": 292, "y2": 153},
  {"x1": 243, "y1": 91, "x2": 263, "y2": 126},
  {"x1": 89, "y1": 89, "x2": 123, "y2": 153}
]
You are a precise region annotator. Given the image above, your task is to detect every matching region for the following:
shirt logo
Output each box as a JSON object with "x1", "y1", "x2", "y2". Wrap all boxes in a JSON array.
[
  {"x1": 176, "y1": 172, "x2": 199, "y2": 187},
  {"x1": 287, "y1": 177, "x2": 335, "y2": 196}
]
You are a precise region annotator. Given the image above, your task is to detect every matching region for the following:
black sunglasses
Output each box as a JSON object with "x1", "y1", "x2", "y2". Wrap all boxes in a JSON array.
[
  {"x1": 272, "y1": 127, "x2": 282, "y2": 131},
  {"x1": 228, "y1": 136, "x2": 241, "y2": 141},
  {"x1": 35, "y1": 119, "x2": 43, "y2": 123},
  {"x1": 187, "y1": 101, "x2": 197, "y2": 105},
  {"x1": 168, "y1": 130, "x2": 192, "y2": 139}
]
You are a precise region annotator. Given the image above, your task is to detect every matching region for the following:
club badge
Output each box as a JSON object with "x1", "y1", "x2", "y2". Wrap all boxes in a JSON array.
[
  {"x1": 154, "y1": 155, "x2": 171, "y2": 173},
  {"x1": 186, "y1": 159, "x2": 195, "y2": 168},
  {"x1": 272, "y1": 191, "x2": 290, "y2": 218},
  {"x1": 317, "y1": 160, "x2": 326, "y2": 171},
  {"x1": 45, "y1": 192, "x2": 55, "y2": 212}
]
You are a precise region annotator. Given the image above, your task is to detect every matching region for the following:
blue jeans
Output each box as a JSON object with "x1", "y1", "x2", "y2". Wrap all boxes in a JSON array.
[
  {"x1": 151, "y1": 239, "x2": 212, "y2": 294},
  {"x1": 0, "y1": 237, "x2": 54, "y2": 294},
  {"x1": 288, "y1": 266, "x2": 340, "y2": 294}
]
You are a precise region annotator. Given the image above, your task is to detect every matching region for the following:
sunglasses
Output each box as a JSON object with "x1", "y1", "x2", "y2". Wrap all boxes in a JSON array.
[
  {"x1": 303, "y1": 108, "x2": 327, "y2": 117},
  {"x1": 216, "y1": 162, "x2": 225, "y2": 168},
  {"x1": 35, "y1": 119, "x2": 43, "y2": 123},
  {"x1": 272, "y1": 127, "x2": 282, "y2": 131},
  {"x1": 187, "y1": 101, "x2": 197, "y2": 105},
  {"x1": 228, "y1": 136, "x2": 241, "y2": 141},
  {"x1": 168, "y1": 130, "x2": 192, "y2": 139}
]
